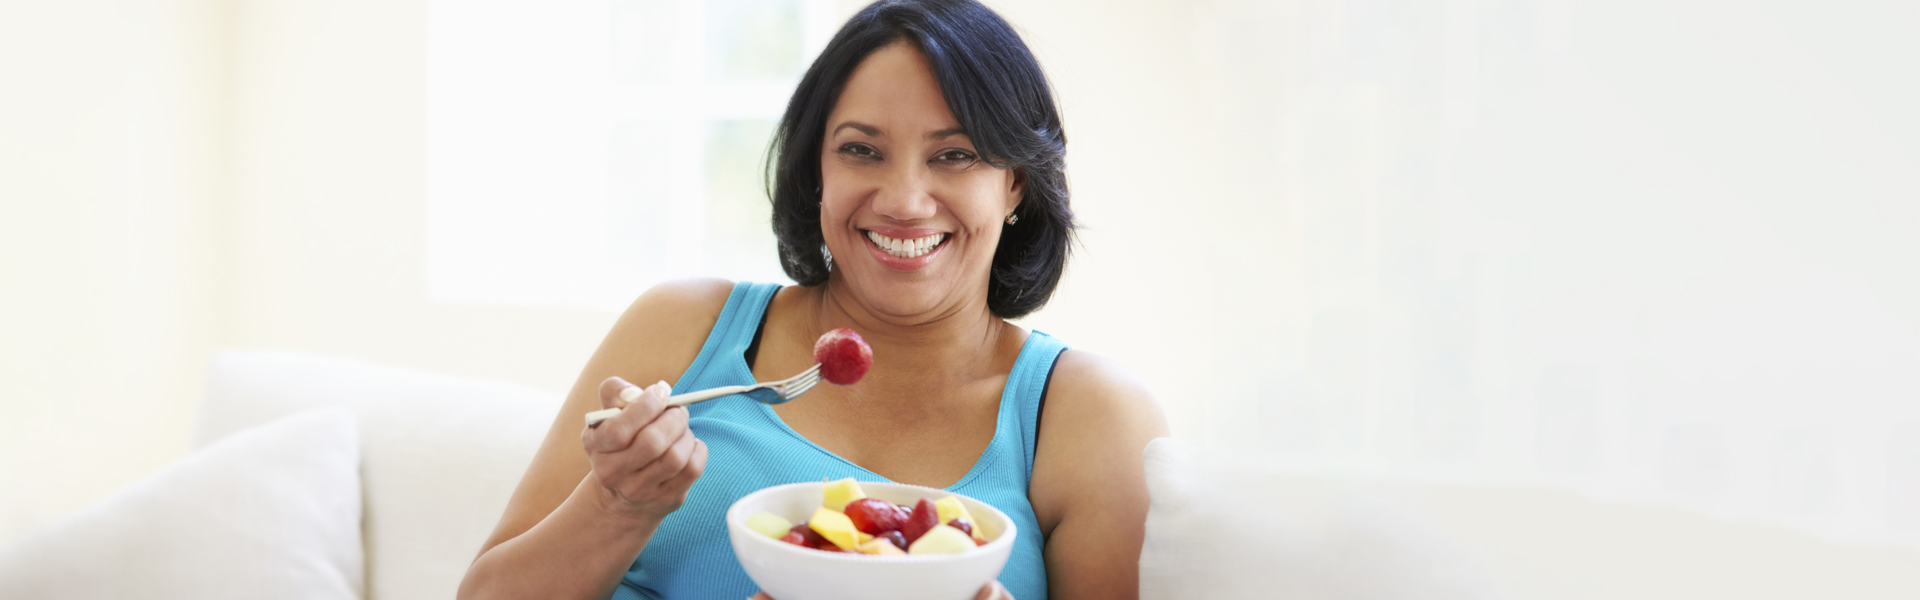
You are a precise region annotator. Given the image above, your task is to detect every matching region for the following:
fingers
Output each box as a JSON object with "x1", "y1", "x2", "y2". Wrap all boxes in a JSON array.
[
  {"x1": 587, "y1": 400, "x2": 686, "y2": 460},
  {"x1": 632, "y1": 419, "x2": 698, "y2": 483},
  {"x1": 659, "y1": 438, "x2": 708, "y2": 493},
  {"x1": 584, "y1": 394, "x2": 700, "y2": 500},
  {"x1": 625, "y1": 401, "x2": 690, "y2": 461},
  {"x1": 974, "y1": 581, "x2": 1009, "y2": 600},
  {"x1": 598, "y1": 377, "x2": 667, "y2": 411},
  {"x1": 598, "y1": 376, "x2": 633, "y2": 410},
  {"x1": 584, "y1": 380, "x2": 671, "y2": 453}
]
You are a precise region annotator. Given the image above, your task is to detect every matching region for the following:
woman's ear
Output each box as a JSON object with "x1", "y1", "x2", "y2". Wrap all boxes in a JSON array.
[{"x1": 1007, "y1": 169, "x2": 1026, "y2": 214}]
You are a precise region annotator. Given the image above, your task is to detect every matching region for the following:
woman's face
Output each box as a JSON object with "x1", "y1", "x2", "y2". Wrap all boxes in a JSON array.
[{"x1": 819, "y1": 42, "x2": 1022, "y2": 320}]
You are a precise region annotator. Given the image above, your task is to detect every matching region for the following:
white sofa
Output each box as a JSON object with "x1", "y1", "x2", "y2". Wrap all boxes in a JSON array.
[
  {"x1": 0, "y1": 350, "x2": 1495, "y2": 600},
  {"x1": 188, "y1": 350, "x2": 564, "y2": 599}
]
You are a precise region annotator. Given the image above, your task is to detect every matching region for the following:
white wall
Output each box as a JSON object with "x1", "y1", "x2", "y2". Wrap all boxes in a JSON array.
[
  {"x1": 1010, "y1": 0, "x2": 1920, "y2": 548},
  {"x1": 0, "y1": 0, "x2": 618, "y2": 542},
  {"x1": 220, "y1": 0, "x2": 617, "y2": 386},
  {"x1": 0, "y1": 0, "x2": 227, "y2": 540}
]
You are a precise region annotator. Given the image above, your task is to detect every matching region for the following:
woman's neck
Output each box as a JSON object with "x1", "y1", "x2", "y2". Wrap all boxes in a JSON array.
[{"x1": 804, "y1": 280, "x2": 1017, "y2": 389}]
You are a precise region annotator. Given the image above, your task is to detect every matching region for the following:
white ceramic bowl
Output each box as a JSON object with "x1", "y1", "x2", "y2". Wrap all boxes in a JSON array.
[{"x1": 727, "y1": 481, "x2": 1016, "y2": 600}]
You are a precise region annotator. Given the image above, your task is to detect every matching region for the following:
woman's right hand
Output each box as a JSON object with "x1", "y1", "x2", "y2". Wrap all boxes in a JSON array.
[{"x1": 580, "y1": 377, "x2": 709, "y2": 521}]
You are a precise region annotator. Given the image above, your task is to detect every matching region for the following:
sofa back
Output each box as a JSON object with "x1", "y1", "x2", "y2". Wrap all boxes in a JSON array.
[{"x1": 194, "y1": 350, "x2": 561, "y2": 600}]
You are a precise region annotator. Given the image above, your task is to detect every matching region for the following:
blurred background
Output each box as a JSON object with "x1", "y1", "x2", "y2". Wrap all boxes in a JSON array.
[{"x1": 3, "y1": 0, "x2": 1917, "y2": 597}]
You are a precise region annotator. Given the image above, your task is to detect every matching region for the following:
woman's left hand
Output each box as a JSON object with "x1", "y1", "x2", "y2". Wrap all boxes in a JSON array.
[{"x1": 751, "y1": 580, "x2": 1010, "y2": 600}]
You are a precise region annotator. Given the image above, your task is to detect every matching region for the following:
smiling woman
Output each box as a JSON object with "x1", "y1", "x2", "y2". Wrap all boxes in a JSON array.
[
  {"x1": 808, "y1": 44, "x2": 1032, "y2": 321},
  {"x1": 455, "y1": 2, "x2": 1168, "y2": 600},
  {"x1": 767, "y1": 0, "x2": 1074, "y2": 320}
]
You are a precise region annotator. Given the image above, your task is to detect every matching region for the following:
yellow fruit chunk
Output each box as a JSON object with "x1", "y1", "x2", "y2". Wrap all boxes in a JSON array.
[
  {"x1": 907, "y1": 524, "x2": 975, "y2": 555},
  {"x1": 933, "y1": 495, "x2": 975, "y2": 526},
  {"x1": 744, "y1": 512, "x2": 794, "y2": 539},
  {"x1": 855, "y1": 538, "x2": 906, "y2": 556},
  {"x1": 808, "y1": 507, "x2": 861, "y2": 551},
  {"x1": 822, "y1": 478, "x2": 867, "y2": 512}
]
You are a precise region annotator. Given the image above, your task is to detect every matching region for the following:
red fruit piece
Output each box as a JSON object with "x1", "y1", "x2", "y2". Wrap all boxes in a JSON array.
[
  {"x1": 881, "y1": 530, "x2": 908, "y2": 551},
  {"x1": 845, "y1": 498, "x2": 904, "y2": 535},
  {"x1": 946, "y1": 517, "x2": 974, "y2": 537},
  {"x1": 788, "y1": 524, "x2": 828, "y2": 549},
  {"x1": 778, "y1": 532, "x2": 806, "y2": 546},
  {"x1": 900, "y1": 498, "x2": 939, "y2": 544},
  {"x1": 813, "y1": 328, "x2": 873, "y2": 385}
]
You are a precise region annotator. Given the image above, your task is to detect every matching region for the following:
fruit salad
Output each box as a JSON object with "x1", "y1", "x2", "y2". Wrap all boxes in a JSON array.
[
  {"x1": 813, "y1": 328, "x2": 873, "y2": 386},
  {"x1": 744, "y1": 478, "x2": 990, "y2": 556}
]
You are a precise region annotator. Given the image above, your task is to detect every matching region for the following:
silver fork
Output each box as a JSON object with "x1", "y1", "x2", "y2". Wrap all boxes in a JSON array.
[{"x1": 584, "y1": 363, "x2": 823, "y2": 427}]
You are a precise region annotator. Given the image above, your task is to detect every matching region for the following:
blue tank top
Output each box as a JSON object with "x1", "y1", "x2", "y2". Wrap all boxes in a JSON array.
[{"x1": 610, "y1": 282, "x2": 1063, "y2": 600}]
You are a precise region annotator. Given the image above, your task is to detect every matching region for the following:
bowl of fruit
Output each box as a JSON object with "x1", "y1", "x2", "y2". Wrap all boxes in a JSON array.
[{"x1": 728, "y1": 478, "x2": 1016, "y2": 600}]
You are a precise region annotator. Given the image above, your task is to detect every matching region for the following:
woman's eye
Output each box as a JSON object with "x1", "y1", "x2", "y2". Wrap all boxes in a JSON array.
[
  {"x1": 934, "y1": 150, "x2": 977, "y2": 165},
  {"x1": 838, "y1": 143, "x2": 879, "y2": 160}
]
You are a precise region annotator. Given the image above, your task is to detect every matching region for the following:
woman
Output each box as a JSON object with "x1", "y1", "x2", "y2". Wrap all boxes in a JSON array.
[{"x1": 458, "y1": 1, "x2": 1166, "y2": 598}]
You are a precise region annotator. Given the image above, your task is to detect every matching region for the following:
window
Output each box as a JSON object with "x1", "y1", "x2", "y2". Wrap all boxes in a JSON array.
[{"x1": 428, "y1": 0, "x2": 838, "y2": 310}]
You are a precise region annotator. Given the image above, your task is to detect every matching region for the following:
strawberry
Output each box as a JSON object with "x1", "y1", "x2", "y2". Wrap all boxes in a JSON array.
[
  {"x1": 900, "y1": 498, "x2": 939, "y2": 545},
  {"x1": 891, "y1": 504, "x2": 911, "y2": 529},
  {"x1": 813, "y1": 327, "x2": 873, "y2": 385}
]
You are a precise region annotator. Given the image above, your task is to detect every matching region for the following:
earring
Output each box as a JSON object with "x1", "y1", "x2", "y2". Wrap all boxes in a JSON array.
[
  {"x1": 1006, "y1": 213, "x2": 1020, "y2": 225},
  {"x1": 821, "y1": 245, "x2": 834, "y2": 272}
]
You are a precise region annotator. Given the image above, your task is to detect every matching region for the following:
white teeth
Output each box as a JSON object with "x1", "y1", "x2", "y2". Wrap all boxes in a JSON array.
[{"x1": 866, "y1": 231, "x2": 946, "y2": 259}]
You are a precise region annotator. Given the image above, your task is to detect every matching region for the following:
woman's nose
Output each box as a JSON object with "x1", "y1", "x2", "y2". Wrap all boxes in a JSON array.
[{"x1": 870, "y1": 164, "x2": 938, "y2": 221}]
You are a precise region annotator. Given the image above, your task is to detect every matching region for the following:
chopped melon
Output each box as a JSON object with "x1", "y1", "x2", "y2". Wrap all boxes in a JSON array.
[
  {"x1": 907, "y1": 524, "x2": 975, "y2": 555},
  {"x1": 808, "y1": 507, "x2": 861, "y2": 551},
  {"x1": 744, "y1": 511, "x2": 794, "y2": 539},
  {"x1": 855, "y1": 538, "x2": 906, "y2": 556},
  {"x1": 933, "y1": 495, "x2": 974, "y2": 526},
  {"x1": 822, "y1": 478, "x2": 868, "y2": 512}
]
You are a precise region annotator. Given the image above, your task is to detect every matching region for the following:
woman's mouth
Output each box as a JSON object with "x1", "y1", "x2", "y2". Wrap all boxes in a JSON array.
[{"x1": 864, "y1": 230, "x2": 948, "y2": 259}]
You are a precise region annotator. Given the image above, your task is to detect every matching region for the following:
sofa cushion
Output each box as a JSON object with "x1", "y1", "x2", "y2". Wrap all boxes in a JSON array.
[
  {"x1": 1139, "y1": 438, "x2": 1497, "y2": 600},
  {"x1": 0, "y1": 408, "x2": 363, "y2": 600},
  {"x1": 193, "y1": 350, "x2": 561, "y2": 600}
]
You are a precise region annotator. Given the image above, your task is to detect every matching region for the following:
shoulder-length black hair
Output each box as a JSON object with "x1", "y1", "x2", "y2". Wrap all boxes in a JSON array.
[{"x1": 767, "y1": 0, "x2": 1074, "y2": 320}]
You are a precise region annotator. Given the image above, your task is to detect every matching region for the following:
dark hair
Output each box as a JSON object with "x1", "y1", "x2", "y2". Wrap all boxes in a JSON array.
[{"x1": 767, "y1": 0, "x2": 1073, "y2": 319}]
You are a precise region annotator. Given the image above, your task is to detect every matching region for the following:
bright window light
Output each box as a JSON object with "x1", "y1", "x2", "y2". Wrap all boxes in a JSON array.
[{"x1": 428, "y1": 0, "x2": 838, "y2": 311}]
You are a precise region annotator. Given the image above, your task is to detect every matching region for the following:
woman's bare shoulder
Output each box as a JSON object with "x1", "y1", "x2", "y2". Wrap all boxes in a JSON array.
[
  {"x1": 621, "y1": 277, "x2": 737, "y2": 333},
  {"x1": 1028, "y1": 349, "x2": 1170, "y2": 514},
  {"x1": 594, "y1": 278, "x2": 738, "y2": 380},
  {"x1": 1042, "y1": 350, "x2": 1169, "y2": 442}
]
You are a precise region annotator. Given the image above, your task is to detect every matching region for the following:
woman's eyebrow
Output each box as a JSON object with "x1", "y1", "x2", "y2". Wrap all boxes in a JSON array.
[
  {"x1": 832, "y1": 121, "x2": 881, "y2": 137},
  {"x1": 829, "y1": 121, "x2": 968, "y2": 140}
]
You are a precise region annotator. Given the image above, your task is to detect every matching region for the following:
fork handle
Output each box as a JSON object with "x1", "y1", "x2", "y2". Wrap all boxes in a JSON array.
[
  {"x1": 584, "y1": 385, "x2": 755, "y2": 427},
  {"x1": 666, "y1": 385, "x2": 751, "y2": 407}
]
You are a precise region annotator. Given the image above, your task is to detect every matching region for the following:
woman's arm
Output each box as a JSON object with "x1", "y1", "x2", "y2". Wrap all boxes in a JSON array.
[
  {"x1": 1027, "y1": 350, "x2": 1172, "y2": 600},
  {"x1": 457, "y1": 279, "x2": 736, "y2": 600}
]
